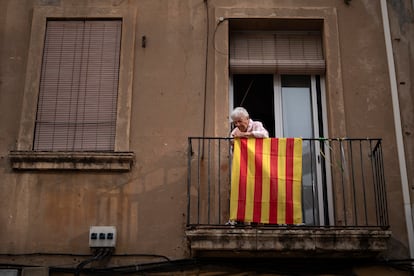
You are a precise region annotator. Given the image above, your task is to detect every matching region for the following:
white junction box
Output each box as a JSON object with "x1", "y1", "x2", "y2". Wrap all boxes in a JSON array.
[{"x1": 89, "y1": 226, "x2": 117, "y2": 248}]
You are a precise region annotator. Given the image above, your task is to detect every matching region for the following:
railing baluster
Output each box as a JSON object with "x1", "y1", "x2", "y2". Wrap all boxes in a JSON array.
[
  {"x1": 329, "y1": 139, "x2": 337, "y2": 226},
  {"x1": 381, "y1": 145, "x2": 389, "y2": 226},
  {"x1": 339, "y1": 139, "x2": 347, "y2": 226},
  {"x1": 207, "y1": 139, "x2": 211, "y2": 224},
  {"x1": 359, "y1": 140, "x2": 368, "y2": 226},
  {"x1": 309, "y1": 140, "x2": 317, "y2": 225},
  {"x1": 187, "y1": 138, "x2": 192, "y2": 226},
  {"x1": 375, "y1": 140, "x2": 387, "y2": 226},
  {"x1": 370, "y1": 140, "x2": 380, "y2": 226},
  {"x1": 375, "y1": 144, "x2": 383, "y2": 226},
  {"x1": 349, "y1": 140, "x2": 358, "y2": 225},
  {"x1": 197, "y1": 138, "x2": 201, "y2": 225},
  {"x1": 320, "y1": 139, "x2": 330, "y2": 225},
  {"x1": 218, "y1": 139, "x2": 221, "y2": 224}
]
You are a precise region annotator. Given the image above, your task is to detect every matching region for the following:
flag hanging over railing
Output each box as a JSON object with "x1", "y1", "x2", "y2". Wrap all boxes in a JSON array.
[{"x1": 230, "y1": 138, "x2": 303, "y2": 224}]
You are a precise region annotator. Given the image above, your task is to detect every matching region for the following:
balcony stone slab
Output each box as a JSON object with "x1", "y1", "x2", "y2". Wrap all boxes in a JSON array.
[{"x1": 185, "y1": 226, "x2": 391, "y2": 258}]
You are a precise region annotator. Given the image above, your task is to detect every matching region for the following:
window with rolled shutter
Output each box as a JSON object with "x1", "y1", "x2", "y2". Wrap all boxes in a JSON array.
[{"x1": 33, "y1": 19, "x2": 122, "y2": 151}]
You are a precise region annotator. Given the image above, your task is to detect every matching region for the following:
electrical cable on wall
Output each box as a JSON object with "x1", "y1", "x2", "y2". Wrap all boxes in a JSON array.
[
  {"x1": 200, "y1": 0, "x2": 210, "y2": 158},
  {"x1": 213, "y1": 17, "x2": 228, "y2": 55},
  {"x1": 201, "y1": 2, "x2": 229, "y2": 145},
  {"x1": 2, "y1": 257, "x2": 414, "y2": 273},
  {"x1": 202, "y1": 0, "x2": 209, "y2": 140},
  {"x1": 74, "y1": 248, "x2": 113, "y2": 276}
]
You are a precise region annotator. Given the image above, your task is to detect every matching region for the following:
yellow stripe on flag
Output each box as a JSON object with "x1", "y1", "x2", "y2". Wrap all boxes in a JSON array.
[
  {"x1": 229, "y1": 139, "x2": 241, "y2": 221},
  {"x1": 292, "y1": 138, "x2": 303, "y2": 224}
]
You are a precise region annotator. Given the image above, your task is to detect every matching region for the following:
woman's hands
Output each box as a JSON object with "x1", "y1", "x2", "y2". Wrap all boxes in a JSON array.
[{"x1": 232, "y1": 132, "x2": 253, "y2": 138}]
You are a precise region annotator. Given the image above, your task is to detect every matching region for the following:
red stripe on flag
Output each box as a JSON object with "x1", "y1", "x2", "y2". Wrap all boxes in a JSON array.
[
  {"x1": 237, "y1": 138, "x2": 248, "y2": 221},
  {"x1": 269, "y1": 138, "x2": 279, "y2": 224},
  {"x1": 285, "y1": 138, "x2": 294, "y2": 224},
  {"x1": 253, "y1": 139, "x2": 263, "y2": 223}
]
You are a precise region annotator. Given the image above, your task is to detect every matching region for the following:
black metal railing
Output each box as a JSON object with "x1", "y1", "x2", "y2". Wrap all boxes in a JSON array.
[{"x1": 186, "y1": 137, "x2": 389, "y2": 228}]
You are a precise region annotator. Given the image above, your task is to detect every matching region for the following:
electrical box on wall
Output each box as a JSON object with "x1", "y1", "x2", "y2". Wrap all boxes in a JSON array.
[{"x1": 89, "y1": 226, "x2": 116, "y2": 248}]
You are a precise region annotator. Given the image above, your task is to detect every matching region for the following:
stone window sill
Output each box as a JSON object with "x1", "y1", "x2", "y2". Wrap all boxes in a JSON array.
[{"x1": 9, "y1": 151, "x2": 134, "y2": 171}]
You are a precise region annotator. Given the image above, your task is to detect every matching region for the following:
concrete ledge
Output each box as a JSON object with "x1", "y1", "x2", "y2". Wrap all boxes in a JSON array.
[
  {"x1": 9, "y1": 151, "x2": 135, "y2": 171},
  {"x1": 186, "y1": 226, "x2": 391, "y2": 258}
]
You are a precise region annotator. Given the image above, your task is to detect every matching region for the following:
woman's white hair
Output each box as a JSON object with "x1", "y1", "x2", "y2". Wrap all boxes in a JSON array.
[{"x1": 231, "y1": 107, "x2": 249, "y2": 120}]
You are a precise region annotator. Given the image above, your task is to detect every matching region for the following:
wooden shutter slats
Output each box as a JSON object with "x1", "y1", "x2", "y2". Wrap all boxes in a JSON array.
[
  {"x1": 34, "y1": 20, "x2": 121, "y2": 151},
  {"x1": 230, "y1": 31, "x2": 325, "y2": 74}
]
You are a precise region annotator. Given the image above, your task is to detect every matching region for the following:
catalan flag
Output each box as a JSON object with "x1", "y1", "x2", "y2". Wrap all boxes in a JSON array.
[{"x1": 230, "y1": 138, "x2": 303, "y2": 224}]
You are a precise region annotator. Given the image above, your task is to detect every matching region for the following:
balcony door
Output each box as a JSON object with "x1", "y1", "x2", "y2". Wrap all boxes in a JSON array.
[
  {"x1": 229, "y1": 29, "x2": 332, "y2": 225},
  {"x1": 230, "y1": 74, "x2": 332, "y2": 225}
]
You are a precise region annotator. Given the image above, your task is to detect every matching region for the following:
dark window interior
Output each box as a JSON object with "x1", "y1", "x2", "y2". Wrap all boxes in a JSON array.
[{"x1": 233, "y1": 74, "x2": 275, "y2": 137}]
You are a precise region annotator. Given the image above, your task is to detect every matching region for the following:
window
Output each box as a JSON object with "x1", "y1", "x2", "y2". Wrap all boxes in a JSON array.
[
  {"x1": 229, "y1": 28, "x2": 331, "y2": 225},
  {"x1": 34, "y1": 20, "x2": 121, "y2": 151},
  {"x1": 10, "y1": 7, "x2": 136, "y2": 170}
]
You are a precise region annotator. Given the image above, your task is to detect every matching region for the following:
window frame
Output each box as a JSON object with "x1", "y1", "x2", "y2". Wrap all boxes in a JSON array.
[
  {"x1": 34, "y1": 19, "x2": 122, "y2": 152},
  {"x1": 10, "y1": 7, "x2": 136, "y2": 171}
]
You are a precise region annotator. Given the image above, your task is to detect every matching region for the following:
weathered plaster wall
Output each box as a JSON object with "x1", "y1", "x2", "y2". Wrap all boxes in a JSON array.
[{"x1": 0, "y1": 0, "x2": 412, "y2": 270}]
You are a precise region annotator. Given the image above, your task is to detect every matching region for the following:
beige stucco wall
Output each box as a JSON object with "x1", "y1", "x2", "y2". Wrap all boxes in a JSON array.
[
  {"x1": 387, "y1": 0, "x2": 414, "y2": 234},
  {"x1": 0, "y1": 0, "x2": 412, "y2": 272}
]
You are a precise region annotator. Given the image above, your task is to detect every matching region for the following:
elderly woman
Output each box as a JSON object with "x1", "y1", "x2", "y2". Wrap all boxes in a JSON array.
[{"x1": 230, "y1": 107, "x2": 269, "y2": 138}]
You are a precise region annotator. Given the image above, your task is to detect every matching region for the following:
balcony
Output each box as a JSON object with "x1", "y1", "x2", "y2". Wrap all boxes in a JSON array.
[{"x1": 185, "y1": 137, "x2": 391, "y2": 258}]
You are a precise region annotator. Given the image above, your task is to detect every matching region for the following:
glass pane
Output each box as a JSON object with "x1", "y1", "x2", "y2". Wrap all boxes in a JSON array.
[
  {"x1": 282, "y1": 87, "x2": 313, "y2": 138},
  {"x1": 281, "y1": 76, "x2": 319, "y2": 225}
]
